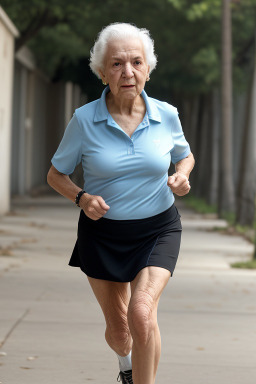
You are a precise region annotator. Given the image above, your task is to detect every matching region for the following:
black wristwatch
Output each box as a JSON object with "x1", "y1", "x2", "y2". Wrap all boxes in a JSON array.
[{"x1": 75, "y1": 190, "x2": 86, "y2": 207}]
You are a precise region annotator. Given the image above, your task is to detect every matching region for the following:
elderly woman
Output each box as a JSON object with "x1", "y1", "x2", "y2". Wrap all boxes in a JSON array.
[{"x1": 47, "y1": 22, "x2": 194, "y2": 384}]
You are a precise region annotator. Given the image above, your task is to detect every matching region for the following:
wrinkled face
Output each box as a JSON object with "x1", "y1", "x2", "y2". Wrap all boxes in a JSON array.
[{"x1": 99, "y1": 38, "x2": 150, "y2": 100}]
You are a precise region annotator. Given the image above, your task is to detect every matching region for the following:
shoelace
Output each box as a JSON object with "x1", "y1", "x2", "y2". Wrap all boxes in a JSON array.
[{"x1": 117, "y1": 370, "x2": 133, "y2": 384}]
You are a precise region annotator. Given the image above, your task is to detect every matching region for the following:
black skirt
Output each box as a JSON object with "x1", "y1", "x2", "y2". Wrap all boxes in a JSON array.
[{"x1": 69, "y1": 204, "x2": 182, "y2": 282}]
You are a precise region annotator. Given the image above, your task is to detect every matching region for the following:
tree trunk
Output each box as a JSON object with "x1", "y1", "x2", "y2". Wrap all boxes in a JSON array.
[
  {"x1": 196, "y1": 94, "x2": 211, "y2": 199},
  {"x1": 236, "y1": 40, "x2": 256, "y2": 226},
  {"x1": 219, "y1": 0, "x2": 235, "y2": 214},
  {"x1": 187, "y1": 96, "x2": 199, "y2": 190},
  {"x1": 189, "y1": 96, "x2": 200, "y2": 155},
  {"x1": 192, "y1": 94, "x2": 204, "y2": 197},
  {"x1": 208, "y1": 89, "x2": 220, "y2": 206}
]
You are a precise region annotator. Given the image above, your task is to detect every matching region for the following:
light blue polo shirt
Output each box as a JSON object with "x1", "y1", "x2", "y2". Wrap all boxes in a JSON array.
[{"x1": 51, "y1": 86, "x2": 191, "y2": 220}]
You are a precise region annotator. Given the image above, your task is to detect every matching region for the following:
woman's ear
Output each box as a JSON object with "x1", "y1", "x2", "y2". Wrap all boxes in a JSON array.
[{"x1": 99, "y1": 69, "x2": 107, "y2": 85}]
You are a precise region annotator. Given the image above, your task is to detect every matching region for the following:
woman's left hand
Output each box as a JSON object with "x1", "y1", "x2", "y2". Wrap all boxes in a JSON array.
[{"x1": 167, "y1": 172, "x2": 191, "y2": 196}]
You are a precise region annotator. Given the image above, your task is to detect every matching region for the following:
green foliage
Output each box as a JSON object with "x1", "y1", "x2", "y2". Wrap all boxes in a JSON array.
[
  {"x1": 182, "y1": 195, "x2": 217, "y2": 214},
  {"x1": 1, "y1": 0, "x2": 256, "y2": 97},
  {"x1": 231, "y1": 259, "x2": 256, "y2": 269},
  {"x1": 231, "y1": 0, "x2": 256, "y2": 91},
  {"x1": 168, "y1": 0, "x2": 221, "y2": 19},
  {"x1": 191, "y1": 47, "x2": 220, "y2": 88},
  {"x1": 28, "y1": 24, "x2": 89, "y2": 77},
  {"x1": 186, "y1": 0, "x2": 221, "y2": 21}
]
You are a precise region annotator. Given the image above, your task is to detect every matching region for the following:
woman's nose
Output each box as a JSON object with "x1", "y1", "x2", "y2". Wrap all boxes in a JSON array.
[{"x1": 123, "y1": 63, "x2": 134, "y2": 78}]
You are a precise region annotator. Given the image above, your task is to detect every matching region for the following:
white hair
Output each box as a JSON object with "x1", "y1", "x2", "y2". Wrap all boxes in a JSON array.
[{"x1": 89, "y1": 22, "x2": 157, "y2": 79}]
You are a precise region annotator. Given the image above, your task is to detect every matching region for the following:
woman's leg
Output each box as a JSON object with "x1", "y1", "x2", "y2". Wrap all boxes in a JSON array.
[
  {"x1": 128, "y1": 266, "x2": 171, "y2": 384},
  {"x1": 87, "y1": 276, "x2": 132, "y2": 357}
]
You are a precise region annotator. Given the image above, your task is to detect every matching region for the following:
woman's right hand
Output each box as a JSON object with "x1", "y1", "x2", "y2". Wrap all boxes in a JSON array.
[{"x1": 79, "y1": 193, "x2": 110, "y2": 221}]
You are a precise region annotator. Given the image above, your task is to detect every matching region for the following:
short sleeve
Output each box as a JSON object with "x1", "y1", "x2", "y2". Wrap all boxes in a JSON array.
[
  {"x1": 170, "y1": 110, "x2": 191, "y2": 164},
  {"x1": 51, "y1": 113, "x2": 82, "y2": 175}
]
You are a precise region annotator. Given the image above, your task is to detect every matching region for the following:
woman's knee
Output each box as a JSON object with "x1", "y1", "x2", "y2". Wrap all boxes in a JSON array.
[
  {"x1": 105, "y1": 321, "x2": 132, "y2": 355},
  {"x1": 128, "y1": 292, "x2": 157, "y2": 346}
]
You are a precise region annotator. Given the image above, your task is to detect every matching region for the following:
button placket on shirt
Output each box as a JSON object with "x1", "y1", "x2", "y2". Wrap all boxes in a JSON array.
[
  {"x1": 128, "y1": 138, "x2": 135, "y2": 155},
  {"x1": 107, "y1": 114, "x2": 149, "y2": 156},
  {"x1": 127, "y1": 116, "x2": 149, "y2": 156}
]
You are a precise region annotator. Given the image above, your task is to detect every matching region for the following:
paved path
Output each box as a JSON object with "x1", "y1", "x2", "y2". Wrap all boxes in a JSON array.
[{"x1": 0, "y1": 196, "x2": 255, "y2": 384}]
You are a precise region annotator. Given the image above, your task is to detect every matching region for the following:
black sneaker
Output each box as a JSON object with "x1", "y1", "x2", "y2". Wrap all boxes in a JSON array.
[{"x1": 117, "y1": 369, "x2": 133, "y2": 384}]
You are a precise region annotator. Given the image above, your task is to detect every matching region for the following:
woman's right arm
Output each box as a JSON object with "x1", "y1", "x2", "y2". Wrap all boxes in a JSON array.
[{"x1": 47, "y1": 165, "x2": 110, "y2": 220}]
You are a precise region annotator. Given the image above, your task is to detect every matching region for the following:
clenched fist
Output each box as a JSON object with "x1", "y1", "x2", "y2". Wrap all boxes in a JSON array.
[
  {"x1": 80, "y1": 193, "x2": 110, "y2": 220},
  {"x1": 167, "y1": 172, "x2": 191, "y2": 196}
]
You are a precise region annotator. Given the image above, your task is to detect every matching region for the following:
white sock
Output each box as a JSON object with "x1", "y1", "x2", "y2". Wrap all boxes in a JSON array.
[{"x1": 116, "y1": 351, "x2": 132, "y2": 372}]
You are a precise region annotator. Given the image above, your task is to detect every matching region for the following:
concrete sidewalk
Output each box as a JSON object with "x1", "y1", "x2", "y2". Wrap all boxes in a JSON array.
[{"x1": 0, "y1": 196, "x2": 255, "y2": 384}]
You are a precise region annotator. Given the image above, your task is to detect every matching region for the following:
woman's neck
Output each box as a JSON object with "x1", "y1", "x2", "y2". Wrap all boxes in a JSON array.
[{"x1": 106, "y1": 92, "x2": 145, "y2": 116}]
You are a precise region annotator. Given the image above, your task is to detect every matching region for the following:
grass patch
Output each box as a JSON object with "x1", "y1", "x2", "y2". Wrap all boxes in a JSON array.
[
  {"x1": 222, "y1": 211, "x2": 235, "y2": 225},
  {"x1": 183, "y1": 194, "x2": 256, "y2": 267},
  {"x1": 233, "y1": 225, "x2": 255, "y2": 243},
  {"x1": 231, "y1": 259, "x2": 256, "y2": 270},
  {"x1": 183, "y1": 195, "x2": 255, "y2": 240},
  {"x1": 183, "y1": 195, "x2": 217, "y2": 214}
]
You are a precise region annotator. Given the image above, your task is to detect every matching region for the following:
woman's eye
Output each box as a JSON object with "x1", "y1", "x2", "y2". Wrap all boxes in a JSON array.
[
  {"x1": 134, "y1": 61, "x2": 141, "y2": 65},
  {"x1": 113, "y1": 62, "x2": 120, "y2": 67}
]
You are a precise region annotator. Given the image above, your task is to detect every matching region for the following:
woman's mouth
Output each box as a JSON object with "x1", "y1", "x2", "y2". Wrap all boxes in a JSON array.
[{"x1": 121, "y1": 85, "x2": 135, "y2": 88}]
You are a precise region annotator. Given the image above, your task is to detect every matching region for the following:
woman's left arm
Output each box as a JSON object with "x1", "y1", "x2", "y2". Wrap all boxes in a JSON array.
[{"x1": 167, "y1": 153, "x2": 195, "y2": 196}]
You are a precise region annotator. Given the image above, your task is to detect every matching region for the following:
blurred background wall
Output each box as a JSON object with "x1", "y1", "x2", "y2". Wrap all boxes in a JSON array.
[{"x1": 0, "y1": 7, "x2": 19, "y2": 214}]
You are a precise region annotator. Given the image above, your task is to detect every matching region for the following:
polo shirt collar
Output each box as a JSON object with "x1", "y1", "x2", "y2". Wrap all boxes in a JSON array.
[
  {"x1": 141, "y1": 89, "x2": 162, "y2": 122},
  {"x1": 94, "y1": 86, "x2": 161, "y2": 123}
]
